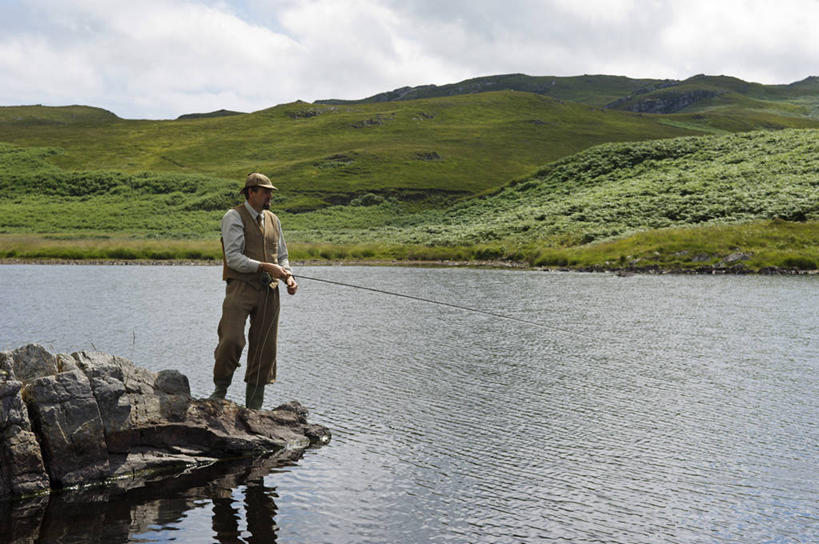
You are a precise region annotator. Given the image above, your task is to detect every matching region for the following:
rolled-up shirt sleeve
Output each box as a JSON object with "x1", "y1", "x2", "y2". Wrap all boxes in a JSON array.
[
  {"x1": 221, "y1": 209, "x2": 261, "y2": 274},
  {"x1": 277, "y1": 220, "x2": 293, "y2": 275}
]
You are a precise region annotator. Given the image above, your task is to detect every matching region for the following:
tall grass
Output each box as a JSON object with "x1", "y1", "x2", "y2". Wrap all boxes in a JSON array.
[
  {"x1": 0, "y1": 235, "x2": 221, "y2": 261},
  {"x1": 1, "y1": 109, "x2": 817, "y2": 271}
]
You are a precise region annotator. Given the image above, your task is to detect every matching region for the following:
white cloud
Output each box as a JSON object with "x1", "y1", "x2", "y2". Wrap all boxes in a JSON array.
[
  {"x1": 0, "y1": 0, "x2": 816, "y2": 118},
  {"x1": 659, "y1": 0, "x2": 819, "y2": 83},
  {"x1": 0, "y1": 0, "x2": 305, "y2": 117},
  {"x1": 0, "y1": 35, "x2": 102, "y2": 102}
]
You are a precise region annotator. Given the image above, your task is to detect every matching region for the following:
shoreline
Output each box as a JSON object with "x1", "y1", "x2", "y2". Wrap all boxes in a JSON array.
[{"x1": 1, "y1": 257, "x2": 815, "y2": 275}]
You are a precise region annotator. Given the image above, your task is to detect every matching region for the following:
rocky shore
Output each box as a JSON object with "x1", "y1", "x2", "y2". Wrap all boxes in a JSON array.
[
  {"x1": 1, "y1": 258, "x2": 815, "y2": 275},
  {"x1": 0, "y1": 344, "x2": 330, "y2": 500}
]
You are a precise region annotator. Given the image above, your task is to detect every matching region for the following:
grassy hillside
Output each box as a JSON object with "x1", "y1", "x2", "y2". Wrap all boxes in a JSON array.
[
  {"x1": 316, "y1": 73, "x2": 675, "y2": 107},
  {"x1": 3, "y1": 128, "x2": 814, "y2": 272},
  {"x1": 606, "y1": 75, "x2": 819, "y2": 125},
  {"x1": 0, "y1": 92, "x2": 703, "y2": 214},
  {"x1": 350, "y1": 128, "x2": 818, "y2": 245},
  {"x1": 0, "y1": 105, "x2": 120, "y2": 125},
  {"x1": 318, "y1": 73, "x2": 819, "y2": 118},
  {"x1": 275, "y1": 128, "x2": 819, "y2": 272},
  {"x1": 176, "y1": 109, "x2": 244, "y2": 120},
  {"x1": 0, "y1": 76, "x2": 817, "y2": 272}
]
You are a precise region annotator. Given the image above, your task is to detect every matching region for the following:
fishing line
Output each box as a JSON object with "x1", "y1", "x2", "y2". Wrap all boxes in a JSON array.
[{"x1": 293, "y1": 273, "x2": 593, "y2": 339}]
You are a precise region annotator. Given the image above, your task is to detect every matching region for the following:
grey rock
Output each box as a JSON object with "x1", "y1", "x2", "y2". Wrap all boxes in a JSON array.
[
  {"x1": 0, "y1": 494, "x2": 48, "y2": 543},
  {"x1": 1, "y1": 426, "x2": 51, "y2": 498},
  {"x1": 56, "y1": 353, "x2": 79, "y2": 373},
  {"x1": 10, "y1": 344, "x2": 58, "y2": 383},
  {"x1": 0, "y1": 350, "x2": 14, "y2": 381},
  {"x1": 71, "y1": 351, "x2": 131, "y2": 433},
  {"x1": 607, "y1": 89, "x2": 719, "y2": 113},
  {"x1": 0, "y1": 381, "x2": 29, "y2": 431},
  {"x1": 274, "y1": 400, "x2": 309, "y2": 422},
  {"x1": 723, "y1": 251, "x2": 751, "y2": 263},
  {"x1": 304, "y1": 423, "x2": 333, "y2": 445},
  {"x1": 91, "y1": 373, "x2": 131, "y2": 434},
  {"x1": 155, "y1": 369, "x2": 190, "y2": 396},
  {"x1": 0, "y1": 380, "x2": 50, "y2": 498},
  {"x1": 154, "y1": 370, "x2": 192, "y2": 421},
  {"x1": 73, "y1": 351, "x2": 163, "y2": 426},
  {"x1": 2, "y1": 346, "x2": 330, "y2": 500},
  {"x1": 23, "y1": 370, "x2": 110, "y2": 487},
  {"x1": 414, "y1": 151, "x2": 442, "y2": 161}
]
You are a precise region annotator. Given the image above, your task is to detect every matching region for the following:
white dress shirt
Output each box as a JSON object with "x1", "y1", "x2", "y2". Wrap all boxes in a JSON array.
[{"x1": 221, "y1": 201, "x2": 292, "y2": 274}]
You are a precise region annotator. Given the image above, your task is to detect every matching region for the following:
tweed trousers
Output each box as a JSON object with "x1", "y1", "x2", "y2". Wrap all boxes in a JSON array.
[{"x1": 213, "y1": 279, "x2": 280, "y2": 385}]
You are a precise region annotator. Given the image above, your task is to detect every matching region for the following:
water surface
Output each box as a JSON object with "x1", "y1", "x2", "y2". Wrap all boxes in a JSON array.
[{"x1": 1, "y1": 265, "x2": 817, "y2": 543}]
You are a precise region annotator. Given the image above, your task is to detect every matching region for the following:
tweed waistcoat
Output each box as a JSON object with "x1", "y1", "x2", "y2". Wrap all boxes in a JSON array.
[{"x1": 222, "y1": 204, "x2": 280, "y2": 288}]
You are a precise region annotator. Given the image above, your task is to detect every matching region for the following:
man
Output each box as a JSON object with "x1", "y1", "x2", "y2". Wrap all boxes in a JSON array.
[{"x1": 211, "y1": 172, "x2": 298, "y2": 409}]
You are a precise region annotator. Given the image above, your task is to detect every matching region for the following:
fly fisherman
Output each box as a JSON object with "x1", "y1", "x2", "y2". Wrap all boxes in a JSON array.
[{"x1": 211, "y1": 172, "x2": 298, "y2": 409}]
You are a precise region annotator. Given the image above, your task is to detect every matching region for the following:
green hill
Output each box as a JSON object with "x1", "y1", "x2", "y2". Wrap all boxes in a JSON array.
[
  {"x1": 316, "y1": 73, "x2": 676, "y2": 107},
  {"x1": 318, "y1": 73, "x2": 819, "y2": 117},
  {"x1": 0, "y1": 105, "x2": 120, "y2": 125},
  {"x1": 176, "y1": 109, "x2": 245, "y2": 120},
  {"x1": 278, "y1": 129, "x2": 817, "y2": 271},
  {"x1": 377, "y1": 128, "x2": 818, "y2": 244},
  {"x1": 0, "y1": 75, "x2": 817, "y2": 271},
  {"x1": 0, "y1": 91, "x2": 705, "y2": 214}
]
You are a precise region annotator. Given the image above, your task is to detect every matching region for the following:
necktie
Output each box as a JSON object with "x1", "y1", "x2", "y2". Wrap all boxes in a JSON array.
[{"x1": 256, "y1": 213, "x2": 263, "y2": 230}]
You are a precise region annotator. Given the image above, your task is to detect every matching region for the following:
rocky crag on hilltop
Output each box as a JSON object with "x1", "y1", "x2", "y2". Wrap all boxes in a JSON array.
[{"x1": 0, "y1": 344, "x2": 330, "y2": 499}]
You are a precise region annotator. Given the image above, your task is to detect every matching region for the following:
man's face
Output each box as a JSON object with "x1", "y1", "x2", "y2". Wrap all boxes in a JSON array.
[{"x1": 248, "y1": 187, "x2": 273, "y2": 210}]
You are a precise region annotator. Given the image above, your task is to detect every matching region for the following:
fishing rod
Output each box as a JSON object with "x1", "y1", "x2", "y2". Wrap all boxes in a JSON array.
[{"x1": 292, "y1": 273, "x2": 592, "y2": 339}]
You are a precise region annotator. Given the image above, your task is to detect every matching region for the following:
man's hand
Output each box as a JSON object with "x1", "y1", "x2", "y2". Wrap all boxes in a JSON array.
[
  {"x1": 259, "y1": 262, "x2": 289, "y2": 279},
  {"x1": 285, "y1": 275, "x2": 298, "y2": 295},
  {"x1": 259, "y1": 262, "x2": 298, "y2": 294}
]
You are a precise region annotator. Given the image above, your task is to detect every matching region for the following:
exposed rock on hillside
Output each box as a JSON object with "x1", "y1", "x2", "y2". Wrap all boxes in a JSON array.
[
  {"x1": 0, "y1": 345, "x2": 330, "y2": 500},
  {"x1": 606, "y1": 89, "x2": 720, "y2": 113}
]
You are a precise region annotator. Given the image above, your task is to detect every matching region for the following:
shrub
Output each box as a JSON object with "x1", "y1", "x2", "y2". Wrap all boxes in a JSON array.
[
  {"x1": 106, "y1": 247, "x2": 140, "y2": 260},
  {"x1": 350, "y1": 193, "x2": 385, "y2": 206},
  {"x1": 782, "y1": 256, "x2": 816, "y2": 270},
  {"x1": 473, "y1": 246, "x2": 503, "y2": 260}
]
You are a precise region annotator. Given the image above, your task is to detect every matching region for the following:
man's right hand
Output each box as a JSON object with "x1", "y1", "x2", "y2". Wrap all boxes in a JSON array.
[{"x1": 258, "y1": 262, "x2": 290, "y2": 279}]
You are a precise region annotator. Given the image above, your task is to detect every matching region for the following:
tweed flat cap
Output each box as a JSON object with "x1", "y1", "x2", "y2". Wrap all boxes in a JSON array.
[{"x1": 242, "y1": 172, "x2": 277, "y2": 193}]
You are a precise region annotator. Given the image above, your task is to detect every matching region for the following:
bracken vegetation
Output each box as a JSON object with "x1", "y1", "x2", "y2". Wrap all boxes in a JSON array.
[{"x1": 0, "y1": 75, "x2": 817, "y2": 271}]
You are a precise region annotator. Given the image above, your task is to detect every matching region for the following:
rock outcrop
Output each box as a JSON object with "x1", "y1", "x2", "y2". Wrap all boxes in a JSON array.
[
  {"x1": 0, "y1": 345, "x2": 330, "y2": 500},
  {"x1": 605, "y1": 89, "x2": 720, "y2": 113}
]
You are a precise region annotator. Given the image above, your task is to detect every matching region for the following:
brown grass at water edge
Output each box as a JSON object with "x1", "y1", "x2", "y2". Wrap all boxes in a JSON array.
[
  {"x1": 2, "y1": 221, "x2": 817, "y2": 274},
  {"x1": 0, "y1": 234, "x2": 222, "y2": 261},
  {"x1": 528, "y1": 220, "x2": 819, "y2": 272}
]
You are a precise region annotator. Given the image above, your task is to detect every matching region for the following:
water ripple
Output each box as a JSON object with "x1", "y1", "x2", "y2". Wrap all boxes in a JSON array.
[{"x1": 0, "y1": 266, "x2": 816, "y2": 543}]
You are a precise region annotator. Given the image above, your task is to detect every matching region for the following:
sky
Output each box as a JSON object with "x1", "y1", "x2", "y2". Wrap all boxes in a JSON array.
[{"x1": 1, "y1": 0, "x2": 817, "y2": 119}]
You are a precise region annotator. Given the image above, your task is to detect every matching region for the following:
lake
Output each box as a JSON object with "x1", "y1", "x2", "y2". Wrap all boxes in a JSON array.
[{"x1": 1, "y1": 265, "x2": 817, "y2": 543}]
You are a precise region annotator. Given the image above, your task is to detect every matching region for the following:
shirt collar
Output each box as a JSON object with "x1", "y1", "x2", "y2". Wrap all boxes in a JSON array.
[{"x1": 244, "y1": 201, "x2": 262, "y2": 222}]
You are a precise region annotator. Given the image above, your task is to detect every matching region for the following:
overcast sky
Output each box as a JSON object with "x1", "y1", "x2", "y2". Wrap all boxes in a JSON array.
[{"x1": 1, "y1": 0, "x2": 817, "y2": 119}]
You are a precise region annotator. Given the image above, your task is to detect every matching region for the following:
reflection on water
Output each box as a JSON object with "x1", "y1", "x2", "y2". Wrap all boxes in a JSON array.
[
  {"x1": 1, "y1": 455, "x2": 287, "y2": 544},
  {"x1": 1, "y1": 265, "x2": 817, "y2": 543}
]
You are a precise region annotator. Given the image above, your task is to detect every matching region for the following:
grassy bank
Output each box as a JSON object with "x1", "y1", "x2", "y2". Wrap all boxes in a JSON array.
[
  {"x1": 1, "y1": 103, "x2": 816, "y2": 273},
  {"x1": 282, "y1": 129, "x2": 819, "y2": 252},
  {"x1": 3, "y1": 219, "x2": 816, "y2": 273},
  {"x1": 0, "y1": 234, "x2": 221, "y2": 261}
]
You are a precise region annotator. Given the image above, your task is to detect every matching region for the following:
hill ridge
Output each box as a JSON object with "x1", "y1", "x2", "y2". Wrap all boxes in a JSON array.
[{"x1": 316, "y1": 73, "x2": 819, "y2": 117}]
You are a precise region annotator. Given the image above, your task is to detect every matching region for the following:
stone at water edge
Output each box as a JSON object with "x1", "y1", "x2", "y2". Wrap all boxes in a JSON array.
[
  {"x1": 9, "y1": 345, "x2": 58, "y2": 383},
  {"x1": 0, "y1": 344, "x2": 331, "y2": 499},
  {"x1": 0, "y1": 350, "x2": 50, "y2": 498},
  {"x1": 23, "y1": 369, "x2": 111, "y2": 488}
]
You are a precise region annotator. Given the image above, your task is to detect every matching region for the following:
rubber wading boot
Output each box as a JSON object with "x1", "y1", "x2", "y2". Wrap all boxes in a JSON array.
[
  {"x1": 209, "y1": 377, "x2": 232, "y2": 400},
  {"x1": 245, "y1": 382, "x2": 265, "y2": 410}
]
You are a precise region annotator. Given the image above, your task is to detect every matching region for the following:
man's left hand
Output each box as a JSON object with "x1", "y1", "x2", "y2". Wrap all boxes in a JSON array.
[{"x1": 286, "y1": 275, "x2": 298, "y2": 295}]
